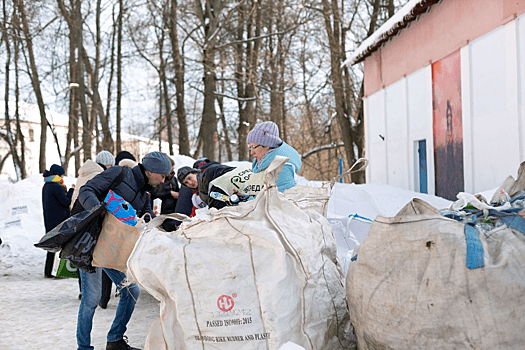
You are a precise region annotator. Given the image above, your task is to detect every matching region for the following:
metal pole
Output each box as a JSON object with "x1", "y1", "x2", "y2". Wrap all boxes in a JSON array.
[{"x1": 339, "y1": 158, "x2": 343, "y2": 183}]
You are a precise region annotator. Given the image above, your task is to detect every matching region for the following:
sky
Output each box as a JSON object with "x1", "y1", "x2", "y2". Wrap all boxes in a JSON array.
[{"x1": 0, "y1": 156, "x2": 481, "y2": 350}]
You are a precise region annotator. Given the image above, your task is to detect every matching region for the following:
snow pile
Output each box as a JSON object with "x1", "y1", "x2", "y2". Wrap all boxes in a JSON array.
[{"x1": 0, "y1": 174, "x2": 77, "y2": 268}]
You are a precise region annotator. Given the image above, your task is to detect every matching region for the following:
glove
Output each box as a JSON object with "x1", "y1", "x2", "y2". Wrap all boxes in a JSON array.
[{"x1": 160, "y1": 219, "x2": 179, "y2": 232}]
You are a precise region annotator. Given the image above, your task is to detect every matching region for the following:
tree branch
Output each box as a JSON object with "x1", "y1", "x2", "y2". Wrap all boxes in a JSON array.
[{"x1": 302, "y1": 142, "x2": 345, "y2": 159}]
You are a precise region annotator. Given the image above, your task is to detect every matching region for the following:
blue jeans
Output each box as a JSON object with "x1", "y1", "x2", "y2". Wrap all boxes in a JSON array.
[{"x1": 77, "y1": 267, "x2": 140, "y2": 350}]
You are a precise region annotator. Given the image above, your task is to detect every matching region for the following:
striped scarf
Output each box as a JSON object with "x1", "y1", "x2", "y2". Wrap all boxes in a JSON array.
[{"x1": 44, "y1": 175, "x2": 67, "y2": 193}]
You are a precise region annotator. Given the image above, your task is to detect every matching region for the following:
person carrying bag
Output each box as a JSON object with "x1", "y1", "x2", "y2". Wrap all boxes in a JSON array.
[
  {"x1": 75, "y1": 151, "x2": 172, "y2": 350},
  {"x1": 92, "y1": 190, "x2": 151, "y2": 273}
]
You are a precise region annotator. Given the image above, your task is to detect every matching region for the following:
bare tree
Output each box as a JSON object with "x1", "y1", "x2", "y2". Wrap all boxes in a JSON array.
[
  {"x1": 195, "y1": 0, "x2": 220, "y2": 159},
  {"x1": 167, "y1": 0, "x2": 190, "y2": 155},
  {"x1": 159, "y1": 2, "x2": 175, "y2": 155},
  {"x1": 13, "y1": 10, "x2": 27, "y2": 178},
  {"x1": 234, "y1": 0, "x2": 262, "y2": 161},
  {"x1": 264, "y1": 0, "x2": 297, "y2": 143},
  {"x1": 1, "y1": 0, "x2": 26, "y2": 179},
  {"x1": 116, "y1": 0, "x2": 124, "y2": 153},
  {"x1": 319, "y1": 0, "x2": 369, "y2": 183},
  {"x1": 14, "y1": 0, "x2": 50, "y2": 173},
  {"x1": 128, "y1": 0, "x2": 177, "y2": 155},
  {"x1": 105, "y1": 2, "x2": 118, "y2": 150}
]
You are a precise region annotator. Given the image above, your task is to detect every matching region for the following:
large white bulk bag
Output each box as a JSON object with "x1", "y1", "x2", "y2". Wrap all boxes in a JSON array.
[
  {"x1": 128, "y1": 156, "x2": 354, "y2": 350},
  {"x1": 346, "y1": 198, "x2": 525, "y2": 350}
]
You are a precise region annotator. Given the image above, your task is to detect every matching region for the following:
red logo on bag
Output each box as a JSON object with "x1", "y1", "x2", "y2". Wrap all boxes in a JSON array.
[{"x1": 217, "y1": 295, "x2": 234, "y2": 312}]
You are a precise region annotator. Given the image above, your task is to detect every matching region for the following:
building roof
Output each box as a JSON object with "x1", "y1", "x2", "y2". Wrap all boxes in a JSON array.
[{"x1": 343, "y1": 0, "x2": 440, "y2": 66}]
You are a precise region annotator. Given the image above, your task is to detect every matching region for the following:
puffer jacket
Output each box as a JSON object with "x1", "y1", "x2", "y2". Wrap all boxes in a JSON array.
[
  {"x1": 71, "y1": 160, "x2": 105, "y2": 206},
  {"x1": 252, "y1": 141, "x2": 302, "y2": 192},
  {"x1": 78, "y1": 164, "x2": 154, "y2": 218},
  {"x1": 197, "y1": 163, "x2": 235, "y2": 209}
]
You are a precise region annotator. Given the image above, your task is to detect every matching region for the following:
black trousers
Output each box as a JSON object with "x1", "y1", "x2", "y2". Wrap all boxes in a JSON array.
[
  {"x1": 99, "y1": 270, "x2": 113, "y2": 307},
  {"x1": 44, "y1": 252, "x2": 55, "y2": 277}
]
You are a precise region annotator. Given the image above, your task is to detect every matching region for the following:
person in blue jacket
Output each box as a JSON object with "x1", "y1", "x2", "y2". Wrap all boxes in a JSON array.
[
  {"x1": 77, "y1": 151, "x2": 171, "y2": 350},
  {"x1": 247, "y1": 121, "x2": 302, "y2": 192},
  {"x1": 42, "y1": 164, "x2": 74, "y2": 278}
]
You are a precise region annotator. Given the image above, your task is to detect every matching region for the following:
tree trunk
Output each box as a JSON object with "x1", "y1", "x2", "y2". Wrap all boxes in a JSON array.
[
  {"x1": 236, "y1": 0, "x2": 262, "y2": 161},
  {"x1": 116, "y1": 0, "x2": 123, "y2": 153},
  {"x1": 202, "y1": 49, "x2": 217, "y2": 159},
  {"x1": 158, "y1": 21, "x2": 174, "y2": 155},
  {"x1": 14, "y1": 21, "x2": 27, "y2": 179},
  {"x1": 15, "y1": 0, "x2": 49, "y2": 173},
  {"x1": 105, "y1": 4, "x2": 117, "y2": 153},
  {"x1": 168, "y1": 0, "x2": 189, "y2": 155},
  {"x1": 235, "y1": 5, "x2": 247, "y2": 160},
  {"x1": 71, "y1": 0, "x2": 92, "y2": 163},
  {"x1": 2, "y1": 0, "x2": 25, "y2": 180},
  {"x1": 321, "y1": 0, "x2": 357, "y2": 182},
  {"x1": 92, "y1": 0, "x2": 103, "y2": 153},
  {"x1": 216, "y1": 82, "x2": 232, "y2": 161},
  {"x1": 58, "y1": 0, "x2": 112, "y2": 168}
]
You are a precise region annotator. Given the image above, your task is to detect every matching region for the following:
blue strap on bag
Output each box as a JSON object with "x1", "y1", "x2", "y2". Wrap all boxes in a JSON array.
[
  {"x1": 462, "y1": 209, "x2": 525, "y2": 269},
  {"x1": 464, "y1": 224, "x2": 485, "y2": 269}
]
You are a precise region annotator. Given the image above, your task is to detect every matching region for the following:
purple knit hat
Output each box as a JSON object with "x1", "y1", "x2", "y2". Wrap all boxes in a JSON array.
[{"x1": 246, "y1": 121, "x2": 282, "y2": 148}]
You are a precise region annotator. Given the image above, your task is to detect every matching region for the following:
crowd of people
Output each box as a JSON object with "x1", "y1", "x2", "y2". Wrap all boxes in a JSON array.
[{"x1": 40, "y1": 121, "x2": 301, "y2": 350}]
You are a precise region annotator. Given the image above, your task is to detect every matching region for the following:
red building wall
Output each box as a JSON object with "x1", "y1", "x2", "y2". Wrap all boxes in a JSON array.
[{"x1": 363, "y1": 0, "x2": 525, "y2": 97}]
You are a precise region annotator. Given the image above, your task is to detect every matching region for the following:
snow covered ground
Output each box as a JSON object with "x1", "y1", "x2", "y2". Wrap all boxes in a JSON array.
[{"x1": 0, "y1": 161, "x2": 493, "y2": 350}]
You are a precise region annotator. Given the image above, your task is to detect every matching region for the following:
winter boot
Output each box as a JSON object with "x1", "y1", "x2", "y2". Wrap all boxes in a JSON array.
[{"x1": 106, "y1": 336, "x2": 140, "y2": 350}]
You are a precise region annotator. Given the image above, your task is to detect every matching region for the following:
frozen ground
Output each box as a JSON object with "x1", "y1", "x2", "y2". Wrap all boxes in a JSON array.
[{"x1": 0, "y1": 258, "x2": 158, "y2": 350}]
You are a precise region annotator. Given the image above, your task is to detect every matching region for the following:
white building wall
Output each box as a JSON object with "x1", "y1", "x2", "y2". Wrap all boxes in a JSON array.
[
  {"x1": 407, "y1": 66, "x2": 434, "y2": 194},
  {"x1": 467, "y1": 24, "x2": 521, "y2": 193},
  {"x1": 365, "y1": 90, "x2": 387, "y2": 184},
  {"x1": 366, "y1": 66, "x2": 434, "y2": 193},
  {"x1": 365, "y1": 14, "x2": 525, "y2": 195},
  {"x1": 385, "y1": 79, "x2": 410, "y2": 188}
]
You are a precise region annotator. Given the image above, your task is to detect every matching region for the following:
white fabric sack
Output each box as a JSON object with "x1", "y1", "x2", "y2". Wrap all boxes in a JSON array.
[
  {"x1": 346, "y1": 199, "x2": 525, "y2": 349},
  {"x1": 282, "y1": 184, "x2": 331, "y2": 217},
  {"x1": 328, "y1": 214, "x2": 373, "y2": 278},
  {"x1": 128, "y1": 156, "x2": 354, "y2": 350}
]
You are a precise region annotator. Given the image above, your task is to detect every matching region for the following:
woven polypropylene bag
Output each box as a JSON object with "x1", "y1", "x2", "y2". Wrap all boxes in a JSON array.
[
  {"x1": 128, "y1": 156, "x2": 354, "y2": 350},
  {"x1": 346, "y1": 200, "x2": 525, "y2": 350}
]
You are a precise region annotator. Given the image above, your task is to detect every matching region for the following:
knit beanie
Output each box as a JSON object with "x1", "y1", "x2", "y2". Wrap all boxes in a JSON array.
[
  {"x1": 142, "y1": 151, "x2": 172, "y2": 175},
  {"x1": 177, "y1": 166, "x2": 199, "y2": 185},
  {"x1": 246, "y1": 121, "x2": 282, "y2": 148},
  {"x1": 95, "y1": 150, "x2": 115, "y2": 167},
  {"x1": 193, "y1": 158, "x2": 210, "y2": 169},
  {"x1": 49, "y1": 164, "x2": 65, "y2": 176},
  {"x1": 115, "y1": 151, "x2": 136, "y2": 164}
]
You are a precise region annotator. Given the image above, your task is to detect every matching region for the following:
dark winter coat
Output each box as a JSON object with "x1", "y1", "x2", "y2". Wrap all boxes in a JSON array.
[
  {"x1": 197, "y1": 163, "x2": 235, "y2": 209},
  {"x1": 42, "y1": 182, "x2": 74, "y2": 232},
  {"x1": 174, "y1": 186, "x2": 194, "y2": 218},
  {"x1": 150, "y1": 174, "x2": 180, "y2": 214},
  {"x1": 78, "y1": 164, "x2": 154, "y2": 218}
]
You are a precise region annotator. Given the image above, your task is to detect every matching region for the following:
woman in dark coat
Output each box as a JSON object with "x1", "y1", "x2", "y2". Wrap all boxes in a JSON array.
[{"x1": 42, "y1": 164, "x2": 74, "y2": 278}]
